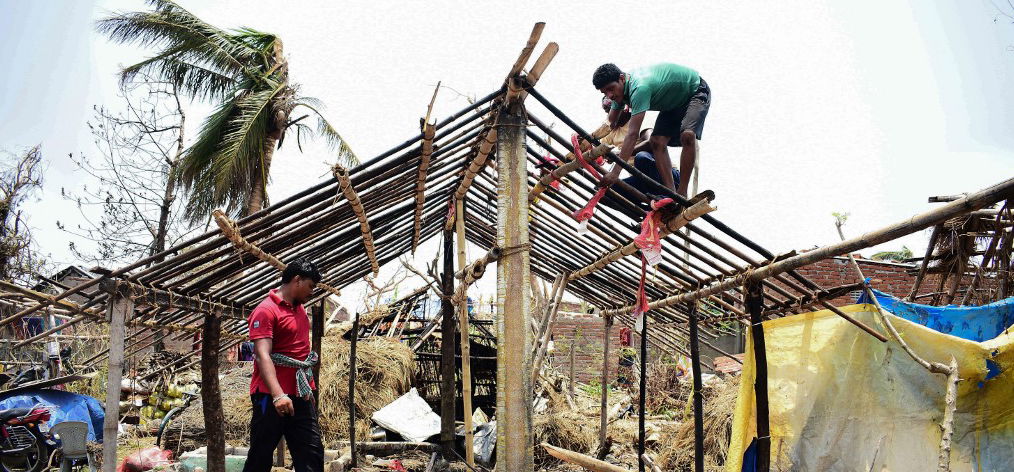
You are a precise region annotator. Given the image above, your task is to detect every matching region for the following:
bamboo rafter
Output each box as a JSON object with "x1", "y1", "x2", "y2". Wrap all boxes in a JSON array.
[
  {"x1": 453, "y1": 127, "x2": 497, "y2": 201},
  {"x1": 413, "y1": 83, "x2": 441, "y2": 253},
  {"x1": 332, "y1": 164, "x2": 380, "y2": 275},
  {"x1": 570, "y1": 193, "x2": 717, "y2": 280},
  {"x1": 213, "y1": 209, "x2": 342, "y2": 297}
]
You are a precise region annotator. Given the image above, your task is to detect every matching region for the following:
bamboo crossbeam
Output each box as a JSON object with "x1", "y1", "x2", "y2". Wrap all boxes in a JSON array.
[
  {"x1": 570, "y1": 194, "x2": 717, "y2": 280},
  {"x1": 332, "y1": 164, "x2": 380, "y2": 275},
  {"x1": 98, "y1": 279, "x2": 246, "y2": 318},
  {"x1": 452, "y1": 128, "x2": 497, "y2": 201},
  {"x1": 412, "y1": 85, "x2": 440, "y2": 253},
  {"x1": 213, "y1": 210, "x2": 342, "y2": 297},
  {"x1": 603, "y1": 176, "x2": 1014, "y2": 316}
]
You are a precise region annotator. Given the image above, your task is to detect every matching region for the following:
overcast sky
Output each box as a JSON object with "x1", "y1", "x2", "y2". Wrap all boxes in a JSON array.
[{"x1": 1, "y1": 0, "x2": 1012, "y2": 307}]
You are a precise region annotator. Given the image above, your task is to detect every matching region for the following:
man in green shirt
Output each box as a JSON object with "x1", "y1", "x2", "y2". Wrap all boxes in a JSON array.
[{"x1": 593, "y1": 62, "x2": 711, "y2": 198}]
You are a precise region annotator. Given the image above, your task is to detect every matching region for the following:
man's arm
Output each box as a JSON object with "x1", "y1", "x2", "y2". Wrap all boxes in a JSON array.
[
  {"x1": 607, "y1": 108, "x2": 621, "y2": 130},
  {"x1": 600, "y1": 111, "x2": 646, "y2": 188},
  {"x1": 253, "y1": 338, "x2": 294, "y2": 415}
]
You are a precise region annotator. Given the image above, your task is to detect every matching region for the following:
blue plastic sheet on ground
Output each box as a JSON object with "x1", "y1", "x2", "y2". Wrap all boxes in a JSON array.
[
  {"x1": 857, "y1": 289, "x2": 1014, "y2": 342},
  {"x1": 0, "y1": 389, "x2": 105, "y2": 442}
]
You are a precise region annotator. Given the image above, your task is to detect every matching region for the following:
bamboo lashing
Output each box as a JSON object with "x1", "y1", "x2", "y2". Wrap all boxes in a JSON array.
[
  {"x1": 452, "y1": 127, "x2": 497, "y2": 201},
  {"x1": 570, "y1": 193, "x2": 717, "y2": 280},
  {"x1": 332, "y1": 164, "x2": 380, "y2": 275},
  {"x1": 452, "y1": 246, "x2": 503, "y2": 305},
  {"x1": 412, "y1": 83, "x2": 441, "y2": 253},
  {"x1": 213, "y1": 210, "x2": 342, "y2": 297}
]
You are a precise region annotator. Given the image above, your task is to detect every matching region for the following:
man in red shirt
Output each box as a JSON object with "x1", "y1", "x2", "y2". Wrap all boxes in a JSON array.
[{"x1": 243, "y1": 259, "x2": 323, "y2": 472}]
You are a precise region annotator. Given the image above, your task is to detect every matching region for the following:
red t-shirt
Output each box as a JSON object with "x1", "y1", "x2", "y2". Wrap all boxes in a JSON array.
[{"x1": 248, "y1": 289, "x2": 315, "y2": 396}]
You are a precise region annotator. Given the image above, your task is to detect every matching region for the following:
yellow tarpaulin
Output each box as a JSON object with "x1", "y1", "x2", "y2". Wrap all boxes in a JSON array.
[{"x1": 726, "y1": 304, "x2": 1014, "y2": 471}]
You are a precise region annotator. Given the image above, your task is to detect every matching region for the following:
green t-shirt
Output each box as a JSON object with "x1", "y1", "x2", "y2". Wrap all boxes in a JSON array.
[{"x1": 611, "y1": 63, "x2": 700, "y2": 115}]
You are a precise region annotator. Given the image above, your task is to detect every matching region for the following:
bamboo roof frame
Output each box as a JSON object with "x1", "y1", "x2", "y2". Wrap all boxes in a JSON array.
[{"x1": 3, "y1": 26, "x2": 1011, "y2": 374}]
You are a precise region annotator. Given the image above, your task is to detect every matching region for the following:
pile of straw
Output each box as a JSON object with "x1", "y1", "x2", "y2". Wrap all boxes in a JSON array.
[
  {"x1": 652, "y1": 375, "x2": 740, "y2": 471},
  {"x1": 165, "y1": 364, "x2": 253, "y2": 456},
  {"x1": 317, "y1": 336, "x2": 415, "y2": 446},
  {"x1": 533, "y1": 408, "x2": 599, "y2": 468},
  {"x1": 166, "y1": 335, "x2": 415, "y2": 454}
]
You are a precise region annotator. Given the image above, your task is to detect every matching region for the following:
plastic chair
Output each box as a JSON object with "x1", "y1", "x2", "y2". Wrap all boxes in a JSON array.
[{"x1": 51, "y1": 421, "x2": 95, "y2": 472}]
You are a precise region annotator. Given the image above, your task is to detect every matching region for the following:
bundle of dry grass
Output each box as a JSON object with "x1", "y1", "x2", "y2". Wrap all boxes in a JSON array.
[
  {"x1": 642, "y1": 359, "x2": 691, "y2": 415},
  {"x1": 164, "y1": 364, "x2": 253, "y2": 456},
  {"x1": 533, "y1": 408, "x2": 599, "y2": 468},
  {"x1": 652, "y1": 375, "x2": 740, "y2": 471},
  {"x1": 164, "y1": 334, "x2": 414, "y2": 454},
  {"x1": 317, "y1": 336, "x2": 415, "y2": 446}
]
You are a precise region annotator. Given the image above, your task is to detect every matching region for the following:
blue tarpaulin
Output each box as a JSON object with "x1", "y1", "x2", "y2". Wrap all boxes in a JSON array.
[
  {"x1": 0, "y1": 389, "x2": 105, "y2": 442},
  {"x1": 857, "y1": 289, "x2": 1014, "y2": 342}
]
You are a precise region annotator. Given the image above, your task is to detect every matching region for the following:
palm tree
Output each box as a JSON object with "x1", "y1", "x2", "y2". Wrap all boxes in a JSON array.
[{"x1": 98, "y1": 0, "x2": 357, "y2": 222}]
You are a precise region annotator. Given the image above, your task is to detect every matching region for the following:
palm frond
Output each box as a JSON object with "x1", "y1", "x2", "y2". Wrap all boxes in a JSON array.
[
  {"x1": 292, "y1": 100, "x2": 359, "y2": 166},
  {"x1": 97, "y1": 1, "x2": 264, "y2": 81},
  {"x1": 120, "y1": 52, "x2": 236, "y2": 101}
]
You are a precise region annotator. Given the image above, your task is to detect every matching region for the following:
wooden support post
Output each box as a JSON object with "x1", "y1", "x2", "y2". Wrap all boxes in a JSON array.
[
  {"x1": 454, "y1": 198, "x2": 476, "y2": 467},
  {"x1": 687, "y1": 302, "x2": 704, "y2": 472},
  {"x1": 102, "y1": 293, "x2": 132, "y2": 472},
  {"x1": 348, "y1": 313, "x2": 359, "y2": 468},
  {"x1": 908, "y1": 224, "x2": 942, "y2": 301},
  {"x1": 495, "y1": 107, "x2": 533, "y2": 472},
  {"x1": 568, "y1": 329, "x2": 577, "y2": 400},
  {"x1": 599, "y1": 313, "x2": 611, "y2": 453},
  {"x1": 637, "y1": 313, "x2": 648, "y2": 472},
  {"x1": 439, "y1": 228, "x2": 457, "y2": 457},
  {"x1": 746, "y1": 281, "x2": 770, "y2": 472},
  {"x1": 202, "y1": 313, "x2": 226, "y2": 472},
  {"x1": 312, "y1": 303, "x2": 325, "y2": 405}
]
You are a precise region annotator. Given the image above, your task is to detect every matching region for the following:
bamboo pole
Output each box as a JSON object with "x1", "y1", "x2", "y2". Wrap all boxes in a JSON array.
[
  {"x1": 453, "y1": 198, "x2": 476, "y2": 467},
  {"x1": 213, "y1": 210, "x2": 342, "y2": 297},
  {"x1": 453, "y1": 128, "x2": 497, "y2": 201},
  {"x1": 908, "y1": 224, "x2": 942, "y2": 301},
  {"x1": 348, "y1": 312, "x2": 359, "y2": 469},
  {"x1": 687, "y1": 302, "x2": 704, "y2": 472},
  {"x1": 439, "y1": 228, "x2": 456, "y2": 457},
  {"x1": 599, "y1": 312, "x2": 611, "y2": 454},
  {"x1": 602, "y1": 176, "x2": 1014, "y2": 315},
  {"x1": 495, "y1": 108, "x2": 534, "y2": 472},
  {"x1": 530, "y1": 274, "x2": 569, "y2": 384},
  {"x1": 332, "y1": 164, "x2": 380, "y2": 275},
  {"x1": 569, "y1": 194, "x2": 717, "y2": 280},
  {"x1": 637, "y1": 311, "x2": 648, "y2": 472},
  {"x1": 745, "y1": 281, "x2": 770, "y2": 472},
  {"x1": 413, "y1": 83, "x2": 440, "y2": 253},
  {"x1": 541, "y1": 443, "x2": 630, "y2": 472}
]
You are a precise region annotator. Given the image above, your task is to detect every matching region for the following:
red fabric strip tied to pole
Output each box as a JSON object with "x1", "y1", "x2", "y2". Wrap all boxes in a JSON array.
[{"x1": 634, "y1": 198, "x2": 674, "y2": 266}]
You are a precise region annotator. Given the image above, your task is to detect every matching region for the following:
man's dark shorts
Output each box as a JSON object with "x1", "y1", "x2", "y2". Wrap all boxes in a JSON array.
[{"x1": 652, "y1": 77, "x2": 711, "y2": 146}]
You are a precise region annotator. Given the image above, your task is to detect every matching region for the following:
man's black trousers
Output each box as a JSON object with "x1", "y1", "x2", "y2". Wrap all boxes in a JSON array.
[{"x1": 242, "y1": 393, "x2": 324, "y2": 472}]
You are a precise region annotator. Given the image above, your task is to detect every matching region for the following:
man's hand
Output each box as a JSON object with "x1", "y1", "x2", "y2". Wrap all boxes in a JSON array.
[
  {"x1": 274, "y1": 395, "x2": 294, "y2": 416},
  {"x1": 599, "y1": 166, "x2": 621, "y2": 188}
]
